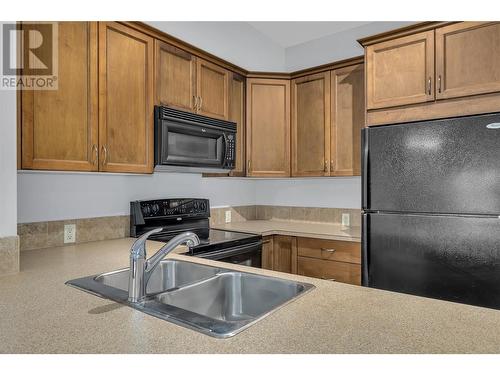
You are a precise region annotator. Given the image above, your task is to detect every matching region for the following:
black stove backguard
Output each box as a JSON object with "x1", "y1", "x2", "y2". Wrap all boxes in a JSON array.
[{"x1": 130, "y1": 198, "x2": 210, "y2": 240}]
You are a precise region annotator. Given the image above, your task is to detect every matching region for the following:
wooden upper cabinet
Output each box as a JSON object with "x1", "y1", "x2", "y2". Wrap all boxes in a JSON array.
[
  {"x1": 246, "y1": 78, "x2": 291, "y2": 177},
  {"x1": 228, "y1": 73, "x2": 246, "y2": 176},
  {"x1": 366, "y1": 31, "x2": 435, "y2": 109},
  {"x1": 155, "y1": 40, "x2": 196, "y2": 111},
  {"x1": 435, "y1": 22, "x2": 500, "y2": 100},
  {"x1": 22, "y1": 22, "x2": 98, "y2": 171},
  {"x1": 196, "y1": 58, "x2": 229, "y2": 120},
  {"x1": 98, "y1": 22, "x2": 154, "y2": 173},
  {"x1": 330, "y1": 64, "x2": 364, "y2": 176},
  {"x1": 291, "y1": 72, "x2": 331, "y2": 177}
]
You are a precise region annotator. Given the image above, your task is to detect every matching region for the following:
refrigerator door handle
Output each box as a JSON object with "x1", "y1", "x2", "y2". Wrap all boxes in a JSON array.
[
  {"x1": 361, "y1": 128, "x2": 369, "y2": 210},
  {"x1": 361, "y1": 213, "x2": 369, "y2": 287}
]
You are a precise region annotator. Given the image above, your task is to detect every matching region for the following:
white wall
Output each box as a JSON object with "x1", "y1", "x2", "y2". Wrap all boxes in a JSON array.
[
  {"x1": 285, "y1": 21, "x2": 414, "y2": 71},
  {"x1": 146, "y1": 22, "x2": 286, "y2": 71},
  {"x1": 254, "y1": 177, "x2": 361, "y2": 208},
  {"x1": 17, "y1": 172, "x2": 256, "y2": 223},
  {"x1": 0, "y1": 22, "x2": 17, "y2": 237}
]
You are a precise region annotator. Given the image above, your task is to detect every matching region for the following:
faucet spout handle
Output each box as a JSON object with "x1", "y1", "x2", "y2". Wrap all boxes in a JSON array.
[{"x1": 130, "y1": 228, "x2": 163, "y2": 258}]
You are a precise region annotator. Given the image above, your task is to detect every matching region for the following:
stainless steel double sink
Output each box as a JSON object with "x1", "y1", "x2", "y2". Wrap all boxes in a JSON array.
[{"x1": 66, "y1": 259, "x2": 314, "y2": 338}]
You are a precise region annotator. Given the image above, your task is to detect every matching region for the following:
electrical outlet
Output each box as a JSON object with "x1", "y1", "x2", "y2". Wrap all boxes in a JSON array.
[
  {"x1": 64, "y1": 224, "x2": 76, "y2": 244},
  {"x1": 341, "y1": 213, "x2": 350, "y2": 227},
  {"x1": 225, "y1": 210, "x2": 232, "y2": 223}
]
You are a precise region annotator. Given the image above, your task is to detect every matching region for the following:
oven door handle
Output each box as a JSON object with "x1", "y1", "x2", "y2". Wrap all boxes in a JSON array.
[{"x1": 194, "y1": 240, "x2": 263, "y2": 260}]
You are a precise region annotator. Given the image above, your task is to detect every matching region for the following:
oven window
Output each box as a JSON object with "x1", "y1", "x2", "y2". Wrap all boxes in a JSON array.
[{"x1": 168, "y1": 132, "x2": 218, "y2": 160}]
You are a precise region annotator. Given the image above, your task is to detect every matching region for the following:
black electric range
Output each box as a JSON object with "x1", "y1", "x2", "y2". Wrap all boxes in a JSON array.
[{"x1": 130, "y1": 198, "x2": 262, "y2": 267}]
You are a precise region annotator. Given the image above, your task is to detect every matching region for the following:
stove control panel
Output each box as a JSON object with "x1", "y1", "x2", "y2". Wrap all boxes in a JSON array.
[{"x1": 135, "y1": 198, "x2": 209, "y2": 219}]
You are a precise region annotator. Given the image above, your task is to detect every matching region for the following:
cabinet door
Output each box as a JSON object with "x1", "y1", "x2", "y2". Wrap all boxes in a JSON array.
[
  {"x1": 291, "y1": 72, "x2": 330, "y2": 177},
  {"x1": 331, "y1": 64, "x2": 364, "y2": 176},
  {"x1": 196, "y1": 58, "x2": 229, "y2": 119},
  {"x1": 246, "y1": 78, "x2": 291, "y2": 177},
  {"x1": 98, "y1": 22, "x2": 154, "y2": 173},
  {"x1": 272, "y1": 235, "x2": 297, "y2": 274},
  {"x1": 261, "y1": 236, "x2": 274, "y2": 270},
  {"x1": 228, "y1": 72, "x2": 246, "y2": 176},
  {"x1": 155, "y1": 41, "x2": 196, "y2": 112},
  {"x1": 297, "y1": 237, "x2": 361, "y2": 264},
  {"x1": 436, "y1": 22, "x2": 500, "y2": 100},
  {"x1": 22, "y1": 22, "x2": 98, "y2": 171},
  {"x1": 298, "y1": 257, "x2": 361, "y2": 285},
  {"x1": 366, "y1": 31, "x2": 435, "y2": 109}
]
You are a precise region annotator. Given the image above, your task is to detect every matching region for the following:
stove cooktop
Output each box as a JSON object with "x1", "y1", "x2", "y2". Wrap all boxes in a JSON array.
[{"x1": 153, "y1": 229, "x2": 261, "y2": 255}]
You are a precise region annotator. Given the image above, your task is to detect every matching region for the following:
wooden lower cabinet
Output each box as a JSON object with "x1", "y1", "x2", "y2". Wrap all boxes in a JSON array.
[
  {"x1": 297, "y1": 237, "x2": 361, "y2": 264},
  {"x1": 297, "y1": 257, "x2": 361, "y2": 285},
  {"x1": 297, "y1": 237, "x2": 361, "y2": 285},
  {"x1": 261, "y1": 236, "x2": 274, "y2": 270},
  {"x1": 272, "y1": 235, "x2": 297, "y2": 274},
  {"x1": 261, "y1": 235, "x2": 361, "y2": 286}
]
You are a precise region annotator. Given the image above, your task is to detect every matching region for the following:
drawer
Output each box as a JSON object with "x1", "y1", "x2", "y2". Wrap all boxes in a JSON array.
[
  {"x1": 297, "y1": 256, "x2": 361, "y2": 285},
  {"x1": 297, "y1": 237, "x2": 361, "y2": 264}
]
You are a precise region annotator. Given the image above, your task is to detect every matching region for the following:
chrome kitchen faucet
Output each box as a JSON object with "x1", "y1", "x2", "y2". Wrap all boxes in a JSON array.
[{"x1": 128, "y1": 229, "x2": 200, "y2": 303}]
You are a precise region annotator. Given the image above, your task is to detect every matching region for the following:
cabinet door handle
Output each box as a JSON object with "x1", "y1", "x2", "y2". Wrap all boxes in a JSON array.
[
  {"x1": 101, "y1": 145, "x2": 108, "y2": 165},
  {"x1": 193, "y1": 96, "x2": 198, "y2": 111},
  {"x1": 438, "y1": 75, "x2": 442, "y2": 94},
  {"x1": 262, "y1": 240, "x2": 272, "y2": 244},
  {"x1": 247, "y1": 160, "x2": 251, "y2": 171},
  {"x1": 321, "y1": 277, "x2": 336, "y2": 281},
  {"x1": 324, "y1": 160, "x2": 328, "y2": 172},
  {"x1": 428, "y1": 77, "x2": 432, "y2": 95},
  {"x1": 199, "y1": 96, "x2": 203, "y2": 111},
  {"x1": 321, "y1": 248, "x2": 336, "y2": 253},
  {"x1": 92, "y1": 144, "x2": 98, "y2": 165}
]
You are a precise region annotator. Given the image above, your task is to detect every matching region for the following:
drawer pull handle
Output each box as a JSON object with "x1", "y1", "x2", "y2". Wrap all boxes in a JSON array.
[
  {"x1": 262, "y1": 240, "x2": 271, "y2": 244},
  {"x1": 322, "y1": 277, "x2": 336, "y2": 281},
  {"x1": 321, "y1": 248, "x2": 336, "y2": 253}
]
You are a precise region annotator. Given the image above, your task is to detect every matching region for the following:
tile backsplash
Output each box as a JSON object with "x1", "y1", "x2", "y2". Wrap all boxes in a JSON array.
[
  {"x1": 18, "y1": 205, "x2": 360, "y2": 251},
  {"x1": 210, "y1": 205, "x2": 360, "y2": 226}
]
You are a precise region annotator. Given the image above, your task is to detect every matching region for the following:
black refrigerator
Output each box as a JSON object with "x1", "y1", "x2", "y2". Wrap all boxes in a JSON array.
[{"x1": 362, "y1": 112, "x2": 500, "y2": 310}]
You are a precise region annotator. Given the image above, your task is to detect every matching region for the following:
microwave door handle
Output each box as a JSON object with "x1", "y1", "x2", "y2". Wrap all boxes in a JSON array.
[{"x1": 222, "y1": 132, "x2": 228, "y2": 167}]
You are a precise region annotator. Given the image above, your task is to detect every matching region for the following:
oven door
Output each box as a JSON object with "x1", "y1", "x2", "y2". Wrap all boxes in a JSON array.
[
  {"x1": 157, "y1": 119, "x2": 228, "y2": 168},
  {"x1": 195, "y1": 241, "x2": 263, "y2": 268}
]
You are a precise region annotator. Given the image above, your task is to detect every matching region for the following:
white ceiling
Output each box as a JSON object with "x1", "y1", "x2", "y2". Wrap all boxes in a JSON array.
[
  {"x1": 247, "y1": 21, "x2": 372, "y2": 48},
  {"x1": 147, "y1": 21, "x2": 415, "y2": 71}
]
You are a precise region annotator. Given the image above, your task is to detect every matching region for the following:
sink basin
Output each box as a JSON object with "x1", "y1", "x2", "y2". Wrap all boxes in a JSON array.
[
  {"x1": 94, "y1": 260, "x2": 222, "y2": 294},
  {"x1": 66, "y1": 259, "x2": 314, "y2": 338},
  {"x1": 156, "y1": 272, "x2": 307, "y2": 322}
]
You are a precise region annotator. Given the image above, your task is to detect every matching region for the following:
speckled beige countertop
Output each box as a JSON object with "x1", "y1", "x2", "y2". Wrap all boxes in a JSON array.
[
  {"x1": 213, "y1": 220, "x2": 361, "y2": 242},
  {"x1": 1, "y1": 238, "x2": 500, "y2": 354}
]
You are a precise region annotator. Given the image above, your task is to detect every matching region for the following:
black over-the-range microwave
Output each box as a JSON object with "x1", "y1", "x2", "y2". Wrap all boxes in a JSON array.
[{"x1": 154, "y1": 106, "x2": 236, "y2": 171}]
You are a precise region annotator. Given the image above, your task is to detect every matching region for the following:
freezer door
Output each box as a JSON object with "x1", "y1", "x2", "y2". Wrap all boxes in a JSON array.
[
  {"x1": 366, "y1": 112, "x2": 500, "y2": 214},
  {"x1": 364, "y1": 213, "x2": 500, "y2": 309}
]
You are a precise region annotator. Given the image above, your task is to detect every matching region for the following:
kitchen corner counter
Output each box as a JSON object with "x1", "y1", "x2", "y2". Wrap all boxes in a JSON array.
[
  {"x1": 1, "y1": 238, "x2": 500, "y2": 354},
  {"x1": 213, "y1": 220, "x2": 361, "y2": 242}
]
